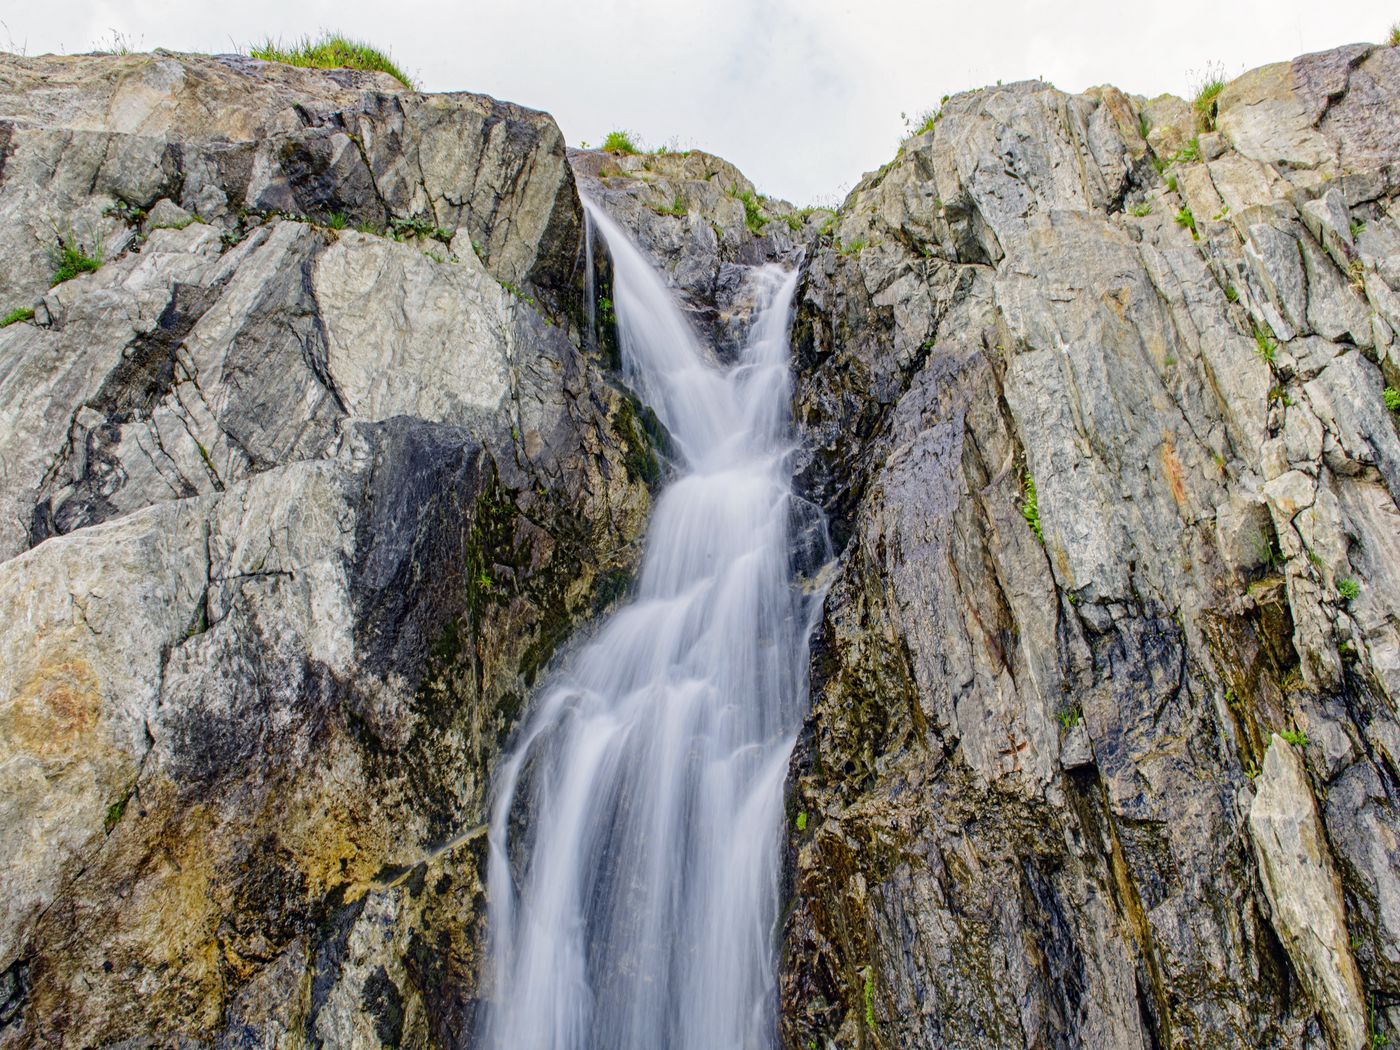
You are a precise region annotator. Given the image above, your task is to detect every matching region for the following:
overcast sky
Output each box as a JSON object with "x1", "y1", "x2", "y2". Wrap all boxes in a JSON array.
[{"x1": 3, "y1": 2, "x2": 1393, "y2": 204}]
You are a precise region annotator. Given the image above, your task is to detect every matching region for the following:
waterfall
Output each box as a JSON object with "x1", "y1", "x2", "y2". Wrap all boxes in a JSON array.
[
  {"x1": 477, "y1": 198, "x2": 826, "y2": 1050},
  {"x1": 583, "y1": 210, "x2": 597, "y2": 354}
]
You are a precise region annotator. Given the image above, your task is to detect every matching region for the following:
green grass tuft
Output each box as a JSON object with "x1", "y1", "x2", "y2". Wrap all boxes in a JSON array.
[
  {"x1": 1252, "y1": 324, "x2": 1277, "y2": 365},
  {"x1": 1280, "y1": 728, "x2": 1309, "y2": 748},
  {"x1": 51, "y1": 239, "x2": 103, "y2": 286},
  {"x1": 1193, "y1": 68, "x2": 1226, "y2": 131},
  {"x1": 602, "y1": 130, "x2": 640, "y2": 154},
  {"x1": 728, "y1": 186, "x2": 769, "y2": 235},
  {"x1": 1, "y1": 306, "x2": 35, "y2": 328},
  {"x1": 1130, "y1": 201, "x2": 1153, "y2": 217},
  {"x1": 1384, "y1": 386, "x2": 1400, "y2": 412},
  {"x1": 1338, "y1": 578, "x2": 1360, "y2": 602},
  {"x1": 911, "y1": 106, "x2": 940, "y2": 136},
  {"x1": 1174, "y1": 206, "x2": 1198, "y2": 239},
  {"x1": 651, "y1": 192, "x2": 687, "y2": 218},
  {"x1": 249, "y1": 33, "x2": 415, "y2": 89},
  {"x1": 795, "y1": 810, "x2": 808, "y2": 832},
  {"x1": 1390, "y1": 21, "x2": 1400, "y2": 46}
]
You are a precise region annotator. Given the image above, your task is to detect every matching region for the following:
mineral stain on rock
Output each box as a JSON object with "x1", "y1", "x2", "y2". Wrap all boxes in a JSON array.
[{"x1": 6, "y1": 655, "x2": 102, "y2": 757}]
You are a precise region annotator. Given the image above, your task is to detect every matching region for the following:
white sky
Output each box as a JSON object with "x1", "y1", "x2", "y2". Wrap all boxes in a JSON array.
[{"x1": 2, "y1": 2, "x2": 1393, "y2": 205}]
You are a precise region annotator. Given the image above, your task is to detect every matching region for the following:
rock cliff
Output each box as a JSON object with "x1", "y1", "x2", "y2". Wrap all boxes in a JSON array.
[
  {"x1": 0, "y1": 36, "x2": 1398, "y2": 1050},
  {"x1": 0, "y1": 51, "x2": 654, "y2": 1047},
  {"x1": 781, "y1": 41, "x2": 1400, "y2": 1050}
]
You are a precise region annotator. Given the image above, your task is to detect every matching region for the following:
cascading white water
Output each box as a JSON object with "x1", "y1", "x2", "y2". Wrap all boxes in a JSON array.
[{"x1": 477, "y1": 198, "x2": 825, "y2": 1050}]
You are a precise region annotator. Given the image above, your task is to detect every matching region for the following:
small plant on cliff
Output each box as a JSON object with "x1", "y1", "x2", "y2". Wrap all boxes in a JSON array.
[
  {"x1": 1384, "y1": 386, "x2": 1400, "y2": 412},
  {"x1": 602, "y1": 130, "x2": 640, "y2": 154},
  {"x1": 651, "y1": 192, "x2": 687, "y2": 218},
  {"x1": 795, "y1": 810, "x2": 808, "y2": 832},
  {"x1": 249, "y1": 33, "x2": 416, "y2": 89},
  {"x1": 1252, "y1": 324, "x2": 1277, "y2": 365},
  {"x1": 863, "y1": 967, "x2": 877, "y2": 1031},
  {"x1": 727, "y1": 186, "x2": 769, "y2": 235},
  {"x1": 901, "y1": 106, "x2": 939, "y2": 138},
  {"x1": 1192, "y1": 64, "x2": 1226, "y2": 131},
  {"x1": 1057, "y1": 705, "x2": 1083, "y2": 730},
  {"x1": 1130, "y1": 201, "x2": 1153, "y2": 217},
  {"x1": 1390, "y1": 22, "x2": 1400, "y2": 47},
  {"x1": 50, "y1": 236, "x2": 103, "y2": 286},
  {"x1": 1, "y1": 306, "x2": 34, "y2": 328},
  {"x1": 1173, "y1": 137, "x2": 1201, "y2": 165},
  {"x1": 104, "y1": 795, "x2": 128, "y2": 833},
  {"x1": 1020, "y1": 471, "x2": 1044, "y2": 545},
  {"x1": 1338, "y1": 578, "x2": 1360, "y2": 602},
  {"x1": 1174, "y1": 206, "x2": 1198, "y2": 239},
  {"x1": 1371, "y1": 994, "x2": 1393, "y2": 1047},
  {"x1": 1279, "y1": 728, "x2": 1309, "y2": 748},
  {"x1": 1348, "y1": 257, "x2": 1367, "y2": 294},
  {"x1": 388, "y1": 215, "x2": 453, "y2": 243},
  {"x1": 104, "y1": 199, "x2": 147, "y2": 226}
]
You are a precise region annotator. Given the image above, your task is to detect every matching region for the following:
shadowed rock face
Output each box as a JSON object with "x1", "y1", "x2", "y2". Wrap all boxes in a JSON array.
[
  {"x1": 781, "y1": 43, "x2": 1400, "y2": 1050},
  {"x1": 0, "y1": 52, "x2": 655, "y2": 1048},
  {"x1": 2, "y1": 38, "x2": 1399, "y2": 1050}
]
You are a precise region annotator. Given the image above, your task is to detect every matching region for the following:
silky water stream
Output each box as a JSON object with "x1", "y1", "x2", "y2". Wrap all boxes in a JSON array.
[{"x1": 478, "y1": 198, "x2": 827, "y2": 1050}]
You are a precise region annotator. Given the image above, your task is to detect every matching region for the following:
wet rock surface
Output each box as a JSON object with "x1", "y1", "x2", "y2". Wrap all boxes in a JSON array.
[
  {"x1": 0, "y1": 53, "x2": 652, "y2": 1048},
  {"x1": 781, "y1": 42, "x2": 1400, "y2": 1050}
]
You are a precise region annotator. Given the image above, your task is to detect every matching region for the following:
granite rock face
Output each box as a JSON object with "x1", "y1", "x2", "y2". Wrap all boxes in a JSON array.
[
  {"x1": 0, "y1": 53, "x2": 653, "y2": 1048},
  {"x1": 780, "y1": 43, "x2": 1400, "y2": 1050}
]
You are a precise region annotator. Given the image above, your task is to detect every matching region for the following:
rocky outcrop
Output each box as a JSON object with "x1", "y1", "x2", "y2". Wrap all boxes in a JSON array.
[
  {"x1": 569, "y1": 146, "x2": 819, "y2": 354},
  {"x1": 0, "y1": 52, "x2": 654, "y2": 1047},
  {"x1": 782, "y1": 43, "x2": 1400, "y2": 1050}
]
